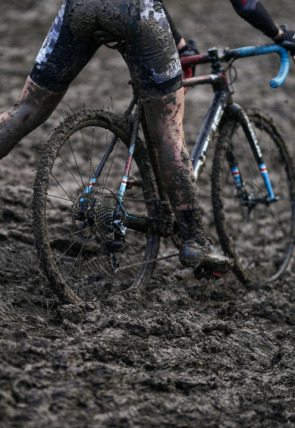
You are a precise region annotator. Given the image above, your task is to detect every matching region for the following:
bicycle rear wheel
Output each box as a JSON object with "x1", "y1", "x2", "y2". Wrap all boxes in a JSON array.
[
  {"x1": 33, "y1": 108, "x2": 160, "y2": 302},
  {"x1": 212, "y1": 108, "x2": 295, "y2": 284}
]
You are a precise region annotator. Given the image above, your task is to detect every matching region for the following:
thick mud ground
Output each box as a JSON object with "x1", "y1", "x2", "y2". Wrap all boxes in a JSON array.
[{"x1": 1, "y1": 1, "x2": 295, "y2": 426}]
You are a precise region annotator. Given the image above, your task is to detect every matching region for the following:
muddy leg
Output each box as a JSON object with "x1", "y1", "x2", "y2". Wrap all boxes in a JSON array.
[
  {"x1": 143, "y1": 87, "x2": 206, "y2": 245},
  {"x1": 0, "y1": 76, "x2": 66, "y2": 159},
  {"x1": 143, "y1": 88, "x2": 232, "y2": 271}
]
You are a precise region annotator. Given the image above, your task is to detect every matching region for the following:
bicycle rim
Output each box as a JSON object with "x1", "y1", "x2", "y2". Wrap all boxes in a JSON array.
[
  {"x1": 212, "y1": 108, "x2": 295, "y2": 284},
  {"x1": 33, "y1": 108, "x2": 160, "y2": 302}
]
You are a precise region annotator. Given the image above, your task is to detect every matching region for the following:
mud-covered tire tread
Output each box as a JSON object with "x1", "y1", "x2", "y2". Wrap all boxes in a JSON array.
[
  {"x1": 212, "y1": 107, "x2": 295, "y2": 284},
  {"x1": 33, "y1": 108, "x2": 160, "y2": 303}
]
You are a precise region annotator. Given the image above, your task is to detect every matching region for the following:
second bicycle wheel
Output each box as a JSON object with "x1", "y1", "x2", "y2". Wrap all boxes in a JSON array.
[
  {"x1": 33, "y1": 108, "x2": 160, "y2": 302},
  {"x1": 212, "y1": 108, "x2": 295, "y2": 284}
]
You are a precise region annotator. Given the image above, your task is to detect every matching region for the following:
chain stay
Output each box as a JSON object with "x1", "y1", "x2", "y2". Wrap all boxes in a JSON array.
[{"x1": 113, "y1": 251, "x2": 179, "y2": 273}]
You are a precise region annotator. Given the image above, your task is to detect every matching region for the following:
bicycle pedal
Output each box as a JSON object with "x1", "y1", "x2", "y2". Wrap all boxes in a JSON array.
[{"x1": 194, "y1": 268, "x2": 222, "y2": 281}]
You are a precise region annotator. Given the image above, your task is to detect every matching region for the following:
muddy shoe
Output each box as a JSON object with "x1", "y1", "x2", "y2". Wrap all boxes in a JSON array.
[{"x1": 179, "y1": 240, "x2": 233, "y2": 273}]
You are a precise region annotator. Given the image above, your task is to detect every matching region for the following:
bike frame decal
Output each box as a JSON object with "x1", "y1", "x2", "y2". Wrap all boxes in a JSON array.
[
  {"x1": 259, "y1": 163, "x2": 276, "y2": 200},
  {"x1": 238, "y1": 108, "x2": 277, "y2": 201},
  {"x1": 231, "y1": 167, "x2": 243, "y2": 188},
  {"x1": 118, "y1": 143, "x2": 135, "y2": 201},
  {"x1": 192, "y1": 91, "x2": 227, "y2": 179},
  {"x1": 79, "y1": 177, "x2": 97, "y2": 203},
  {"x1": 240, "y1": 110, "x2": 263, "y2": 159},
  {"x1": 84, "y1": 178, "x2": 97, "y2": 194}
]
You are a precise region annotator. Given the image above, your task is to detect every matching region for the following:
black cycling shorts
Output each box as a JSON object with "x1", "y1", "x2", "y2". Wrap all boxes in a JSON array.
[{"x1": 30, "y1": 0, "x2": 182, "y2": 99}]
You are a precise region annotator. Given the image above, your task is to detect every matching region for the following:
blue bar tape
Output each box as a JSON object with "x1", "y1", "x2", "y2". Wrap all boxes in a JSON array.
[{"x1": 233, "y1": 44, "x2": 290, "y2": 87}]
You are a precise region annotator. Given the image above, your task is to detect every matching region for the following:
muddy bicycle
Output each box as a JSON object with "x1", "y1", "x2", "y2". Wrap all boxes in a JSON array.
[{"x1": 33, "y1": 41, "x2": 295, "y2": 303}]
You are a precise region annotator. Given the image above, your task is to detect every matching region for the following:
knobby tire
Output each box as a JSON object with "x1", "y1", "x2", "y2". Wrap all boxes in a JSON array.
[
  {"x1": 212, "y1": 108, "x2": 295, "y2": 284},
  {"x1": 33, "y1": 108, "x2": 160, "y2": 303}
]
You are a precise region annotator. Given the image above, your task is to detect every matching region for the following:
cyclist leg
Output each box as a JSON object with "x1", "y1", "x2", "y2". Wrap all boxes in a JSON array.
[
  {"x1": 143, "y1": 89, "x2": 232, "y2": 272},
  {"x1": 124, "y1": 1, "x2": 232, "y2": 272},
  {"x1": 0, "y1": 78, "x2": 66, "y2": 159}
]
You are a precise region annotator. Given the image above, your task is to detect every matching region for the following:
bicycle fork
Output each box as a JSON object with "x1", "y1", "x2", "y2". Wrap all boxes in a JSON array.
[
  {"x1": 191, "y1": 96, "x2": 278, "y2": 213},
  {"x1": 226, "y1": 103, "x2": 279, "y2": 207}
]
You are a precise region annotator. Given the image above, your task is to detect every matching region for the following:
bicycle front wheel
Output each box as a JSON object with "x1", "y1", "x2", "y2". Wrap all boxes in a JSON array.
[
  {"x1": 33, "y1": 108, "x2": 160, "y2": 302},
  {"x1": 212, "y1": 108, "x2": 295, "y2": 284}
]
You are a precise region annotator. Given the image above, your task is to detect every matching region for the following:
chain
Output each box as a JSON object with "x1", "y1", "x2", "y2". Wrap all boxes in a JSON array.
[{"x1": 93, "y1": 191, "x2": 169, "y2": 206}]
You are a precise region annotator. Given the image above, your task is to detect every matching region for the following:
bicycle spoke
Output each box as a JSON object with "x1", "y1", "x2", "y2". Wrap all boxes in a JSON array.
[{"x1": 33, "y1": 108, "x2": 160, "y2": 300}]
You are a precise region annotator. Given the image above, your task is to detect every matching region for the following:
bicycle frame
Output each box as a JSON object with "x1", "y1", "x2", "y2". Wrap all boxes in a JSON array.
[
  {"x1": 33, "y1": 40, "x2": 295, "y2": 296},
  {"x1": 81, "y1": 44, "x2": 290, "y2": 223},
  {"x1": 181, "y1": 44, "x2": 289, "y2": 203}
]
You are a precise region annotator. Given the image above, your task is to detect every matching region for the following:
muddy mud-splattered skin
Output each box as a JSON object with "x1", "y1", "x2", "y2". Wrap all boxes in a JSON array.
[
  {"x1": 143, "y1": 89, "x2": 206, "y2": 245},
  {"x1": 144, "y1": 92, "x2": 200, "y2": 209},
  {"x1": 0, "y1": 77, "x2": 65, "y2": 159}
]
